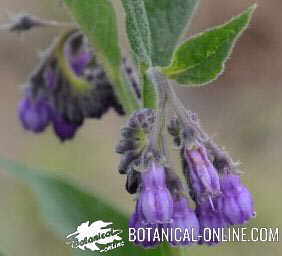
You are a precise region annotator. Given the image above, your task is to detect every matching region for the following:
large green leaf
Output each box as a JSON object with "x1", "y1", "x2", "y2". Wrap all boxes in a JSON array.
[
  {"x1": 63, "y1": 0, "x2": 139, "y2": 113},
  {"x1": 162, "y1": 4, "x2": 256, "y2": 86},
  {"x1": 0, "y1": 158, "x2": 161, "y2": 256},
  {"x1": 121, "y1": 0, "x2": 199, "y2": 67},
  {"x1": 143, "y1": 0, "x2": 200, "y2": 67}
]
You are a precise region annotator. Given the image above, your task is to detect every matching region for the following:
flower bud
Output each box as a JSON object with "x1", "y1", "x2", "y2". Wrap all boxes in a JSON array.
[
  {"x1": 18, "y1": 96, "x2": 51, "y2": 133},
  {"x1": 116, "y1": 109, "x2": 156, "y2": 174},
  {"x1": 116, "y1": 139, "x2": 138, "y2": 154},
  {"x1": 219, "y1": 174, "x2": 255, "y2": 225},
  {"x1": 126, "y1": 169, "x2": 141, "y2": 194},
  {"x1": 167, "y1": 117, "x2": 182, "y2": 147},
  {"x1": 52, "y1": 113, "x2": 81, "y2": 142},
  {"x1": 118, "y1": 150, "x2": 140, "y2": 174},
  {"x1": 1, "y1": 13, "x2": 54, "y2": 33},
  {"x1": 70, "y1": 51, "x2": 92, "y2": 76},
  {"x1": 183, "y1": 141, "x2": 221, "y2": 203}
]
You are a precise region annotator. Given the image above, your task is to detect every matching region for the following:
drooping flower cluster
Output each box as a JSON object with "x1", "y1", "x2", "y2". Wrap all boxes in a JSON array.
[
  {"x1": 18, "y1": 30, "x2": 138, "y2": 141},
  {"x1": 128, "y1": 160, "x2": 199, "y2": 248},
  {"x1": 129, "y1": 162, "x2": 172, "y2": 248},
  {"x1": 116, "y1": 109, "x2": 255, "y2": 248},
  {"x1": 116, "y1": 108, "x2": 155, "y2": 175},
  {"x1": 195, "y1": 173, "x2": 254, "y2": 244},
  {"x1": 175, "y1": 119, "x2": 255, "y2": 245}
]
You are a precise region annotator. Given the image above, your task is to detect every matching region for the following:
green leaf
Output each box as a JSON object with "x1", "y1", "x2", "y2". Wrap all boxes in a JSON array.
[
  {"x1": 121, "y1": 0, "x2": 152, "y2": 66},
  {"x1": 121, "y1": 0, "x2": 199, "y2": 109},
  {"x1": 0, "y1": 158, "x2": 162, "y2": 256},
  {"x1": 63, "y1": 0, "x2": 139, "y2": 113},
  {"x1": 122, "y1": 0, "x2": 199, "y2": 67},
  {"x1": 64, "y1": 0, "x2": 121, "y2": 68},
  {"x1": 143, "y1": 72, "x2": 157, "y2": 109},
  {"x1": 162, "y1": 4, "x2": 257, "y2": 86},
  {"x1": 143, "y1": 0, "x2": 200, "y2": 67}
]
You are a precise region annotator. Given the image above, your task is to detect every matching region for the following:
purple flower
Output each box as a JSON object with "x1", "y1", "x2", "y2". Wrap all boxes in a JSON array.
[
  {"x1": 168, "y1": 196, "x2": 199, "y2": 246},
  {"x1": 18, "y1": 96, "x2": 51, "y2": 133},
  {"x1": 70, "y1": 51, "x2": 92, "y2": 76},
  {"x1": 196, "y1": 199, "x2": 228, "y2": 245},
  {"x1": 52, "y1": 113, "x2": 81, "y2": 142},
  {"x1": 129, "y1": 200, "x2": 161, "y2": 248},
  {"x1": 138, "y1": 161, "x2": 173, "y2": 224},
  {"x1": 183, "y1": 142, "x2": 221, "y2": 203},
  {"x1": 196, "y1": 174, "x2": 255, "y2": 245},
  {"x1": 218, "y1": 174, "x2": 255, "y2": 225},
  {"x1": 128, "y1": 161, "x2": 174, "y2": 248}
]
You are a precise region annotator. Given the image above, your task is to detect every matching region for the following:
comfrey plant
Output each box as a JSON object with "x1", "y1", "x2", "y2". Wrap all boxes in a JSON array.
[{"x1": 8, "y1": 0, "x2": 256, "y2": 253}]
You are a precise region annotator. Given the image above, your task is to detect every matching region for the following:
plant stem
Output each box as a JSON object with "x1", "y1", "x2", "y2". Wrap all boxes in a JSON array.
[
  {"x1": 117, "y1": 69, "x2": 141, "y2": 114},
  {"x1": 162, "y1": 76, "x2": 237, "y2": 172},
  {"x1": 147, "y1": 67, "x2": 168, "y2": 154},
  {"x1": 53, "y1": 29, "x2": 94, "y2": 93}
]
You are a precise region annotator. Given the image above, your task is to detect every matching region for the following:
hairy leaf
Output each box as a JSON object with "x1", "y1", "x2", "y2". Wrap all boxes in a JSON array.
[
  {"x1": 122, "y1": 0, "x2": 152, "y2": 66},
  {"x1": 143, "y1": 0, "x2": 200, "y2": 66},
  {"x1": 122, "y1": 0, "x2": 199, "y2": 67},
  {"x1": 162, "y1": 4, "x2": 256, "y2": 86},
  {"x1": 121, "y1": 0, "x2": 199, "y2": 108}
]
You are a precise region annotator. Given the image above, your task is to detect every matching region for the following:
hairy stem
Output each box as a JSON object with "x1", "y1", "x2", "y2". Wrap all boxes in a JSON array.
[
  {"x1": 147, "y1": 67, "x2": 168, "y2": 154},
  {"x1": 163, "y1": 75, "x2": 237, "y2": 172},
  {"x1": 118, "y1": 68, "x2": 141, "y2": 113}
]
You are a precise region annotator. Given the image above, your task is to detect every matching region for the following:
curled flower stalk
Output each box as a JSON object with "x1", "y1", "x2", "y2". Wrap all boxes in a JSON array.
[
  {"x1": 164, "y1": 73, "x2": 255, "y2": 244},
  {"x1": 18, "y1": 30, "x2": 136, "y2": 141}
]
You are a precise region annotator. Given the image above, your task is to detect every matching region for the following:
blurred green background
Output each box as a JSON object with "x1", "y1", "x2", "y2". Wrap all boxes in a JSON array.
[{"x1": 0, "y1": 0, "x2": 281, "y2": 255}]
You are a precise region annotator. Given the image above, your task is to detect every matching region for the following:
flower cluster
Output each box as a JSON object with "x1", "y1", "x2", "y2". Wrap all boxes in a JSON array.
[
  {"x1": 116, "y1": 109, "x2": 255, "y2": 248},
  {"x1": 182, "y1": 136, "x2": 255, "y2": 244},
  {"x1": 18, "y1": 30, "x2": 138, "y2": 141},
  {"x1": 116, "y1": 108, "x2": 155, "y2": 175},
  {"x1": 128, "y1": 160, "x2": 199, "y2": 248}
]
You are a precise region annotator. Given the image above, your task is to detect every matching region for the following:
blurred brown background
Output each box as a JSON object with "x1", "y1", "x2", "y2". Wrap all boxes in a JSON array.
[{"x1": 0, "y1": 0, "x2": 281, "y2": 255}]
